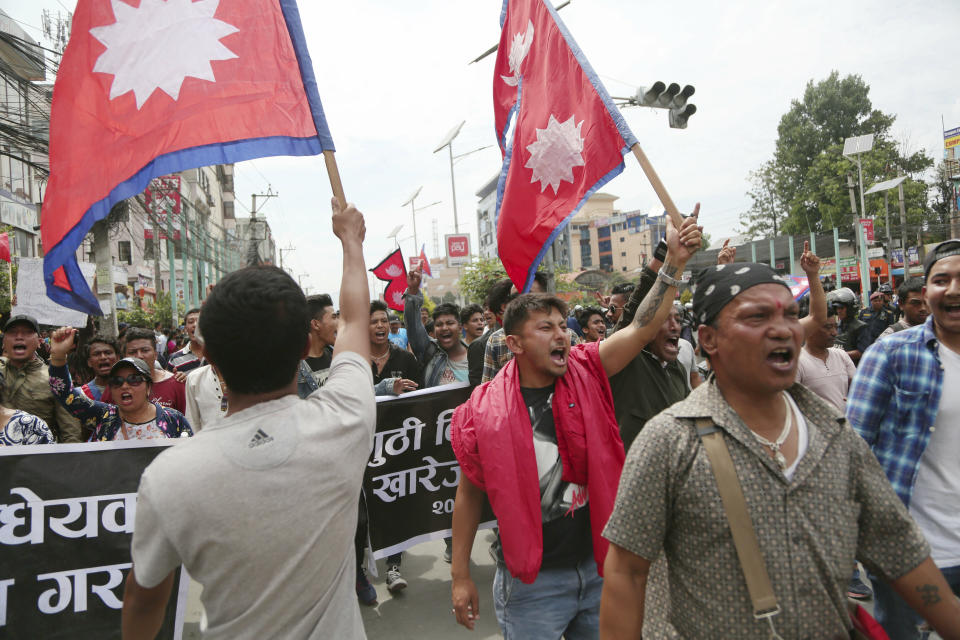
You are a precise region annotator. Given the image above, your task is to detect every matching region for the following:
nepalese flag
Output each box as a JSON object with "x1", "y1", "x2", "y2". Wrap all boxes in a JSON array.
[
  {"x1": 43, "y1": 0, "x2": 334, "y2": 315},
  {"x1": 781, "y1": 275, "x2": 812, "y2": 301},
  {"x1": 370, "y1": 248, "x2": 407, "y2": 312},
  {"x1": 493, "y1": 0, "x2": 638, "y2": 292},
  {"x1": 419, "y1": 244, "x2": 432, "y2": 278},
  {"x1": 0, "y1": 233, "x2": 10, "y2": 263}
]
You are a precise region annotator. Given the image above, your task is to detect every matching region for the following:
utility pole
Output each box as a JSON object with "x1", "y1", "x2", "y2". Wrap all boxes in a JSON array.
[
  {"x1": 279, "y1": 244, "x2": 295, "y2": 270},
  {"x1": 166, "y1": 203, "x2": 178, "y2": 327},
  {"x1": 92, "y1": 220, "x2": 118, "y2": 338},
  {"x1": 898, "y1": 179, "x2": 908, "y2": 269},
  {"x1": 249, "y1": 187, "x2": 277, "y2": 266}
]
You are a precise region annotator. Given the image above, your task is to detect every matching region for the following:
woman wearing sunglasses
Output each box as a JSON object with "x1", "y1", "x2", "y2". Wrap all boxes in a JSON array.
[{"x1": 47, "y1": 327, "x2": 192, "y2": 441}]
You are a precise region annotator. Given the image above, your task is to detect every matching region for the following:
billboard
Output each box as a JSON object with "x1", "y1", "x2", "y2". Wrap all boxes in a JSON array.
[
  {"x1": 945, "y1": 126, "x2": 960, "y2": 150},
  {"x1": 445, "y1": 234, "x2": 470, "y2": 267}
]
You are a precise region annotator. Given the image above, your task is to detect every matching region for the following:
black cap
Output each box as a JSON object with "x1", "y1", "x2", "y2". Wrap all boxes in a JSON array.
[
  {"x1": 388, "y1": 314, "x2": 401, "y2": 323},
  {"x1": 923, "y1": 239, "x2": 960, "y2": 280},
  {"x1": 109, "y1": 357, "x2": 152, "y2": 380},
  {"x1": 4, "y1": 314, "x2": 39, "y2": 334}
]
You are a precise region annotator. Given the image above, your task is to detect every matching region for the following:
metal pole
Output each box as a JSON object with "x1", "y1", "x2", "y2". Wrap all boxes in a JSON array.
[
  {"x1": 448, "y1": 144, "x2": 459, "y2": 233},
  {"x1": 856, "y1": 155, "x2": 868, "y2": 237},
  {"x1": 750, "y1": 242, "x2": 756, "y2": 263},
  {"x1": 809, "y1": 232, "x2": 816, "y2": 255},
  {"x1": 181, "y1": 209, "x2": 189, "y2": 309},
  {"x1": 410, "y1": 202, "x2": 418, "y2": 253},
  {"x1": 859, "y1": 224, "x2": 871, "y2": 304},
  {"x1": 898, "y1": 180, "x2": 908, "y2": 273},
  {"x1": 768, "y1": 238, "x2": 775, "y2": 269},
  {"x1": 788, "y1": 235, "x2": 795, "y2": 274},
  {"x1": 189, "y1": 214, "x2": 199, "y2": 307},
  {"x1": 833, "y1": 227, "x2": 842, "y2": 286},
  {"x1": 92, "y1": 220, "x2": 118, "y2": 339},
  {"x1": 166, "y1": 208, "x2": 178, "y2": 327}
]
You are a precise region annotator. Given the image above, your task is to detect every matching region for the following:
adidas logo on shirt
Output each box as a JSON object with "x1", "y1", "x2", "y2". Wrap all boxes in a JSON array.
[{"x1": 247, "y1": 428, "x2": 274, "y2": 448}]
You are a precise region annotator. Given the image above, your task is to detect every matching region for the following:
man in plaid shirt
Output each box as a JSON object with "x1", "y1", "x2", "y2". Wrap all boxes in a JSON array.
[{"x1": 847, "y1": 239, "x2": 960, "y2": 640}]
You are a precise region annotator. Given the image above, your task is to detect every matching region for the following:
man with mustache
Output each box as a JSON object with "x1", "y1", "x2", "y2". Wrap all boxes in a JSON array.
[{"x1": 80, "y1": 335, "x2": 119, "y2": 401}]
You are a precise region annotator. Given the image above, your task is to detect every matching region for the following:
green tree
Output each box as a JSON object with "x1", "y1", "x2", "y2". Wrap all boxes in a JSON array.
[
  {"x1": 742, "y1": 71, "x2": 933, "y2": 236},
  {"x1": 458, "y1": 256, "x2": 507, "y2": 304}
]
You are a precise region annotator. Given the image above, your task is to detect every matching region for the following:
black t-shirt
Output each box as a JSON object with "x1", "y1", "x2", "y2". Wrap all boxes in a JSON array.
[
  {"x1": 516, "y1": 384, "x2": 592, "y2": 568},
  {"x1": 304, "y1": 346, "x2": 333, "y2": 388},
  {"x1": 371, "y1": 345, "x2": 423, "y2": 388}
]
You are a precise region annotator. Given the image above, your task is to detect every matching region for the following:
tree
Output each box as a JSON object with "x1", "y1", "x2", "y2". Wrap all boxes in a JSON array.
[
  {"x1": 458, "y1": 256, "x2": 507, "y2": 304},
  {"x1": 928, "y1": 160, "x2": 957, "y2": 241},
  {"x1": 742, "y1": 71, "x2": 933, "y2": 236}
]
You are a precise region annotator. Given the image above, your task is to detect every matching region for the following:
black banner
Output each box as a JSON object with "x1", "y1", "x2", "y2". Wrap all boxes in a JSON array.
[
  {"x1": 0, "y1": 441, "x2": 187, "y2": 640},
  {"x1": 365, "y1": 383, "x2": 496, "y2": 557}
]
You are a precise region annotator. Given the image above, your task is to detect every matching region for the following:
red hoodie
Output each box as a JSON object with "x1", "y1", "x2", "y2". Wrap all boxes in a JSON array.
[{"x1": 451, "y1": 341, "x2": 625, "y2": 584}]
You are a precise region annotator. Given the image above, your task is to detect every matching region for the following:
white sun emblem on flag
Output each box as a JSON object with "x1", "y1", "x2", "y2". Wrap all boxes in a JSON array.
[
  {"x1": 525, "y1": 114, "x2": 585, "y2": 194},
  {"x1": 90, "y1": 0, "x2": 239, "y2": 109}
]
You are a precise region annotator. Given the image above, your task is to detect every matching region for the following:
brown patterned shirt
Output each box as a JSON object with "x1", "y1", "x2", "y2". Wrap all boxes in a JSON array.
[{"x1": 603, "y1": 380, "x2": 930, "y2": 639}]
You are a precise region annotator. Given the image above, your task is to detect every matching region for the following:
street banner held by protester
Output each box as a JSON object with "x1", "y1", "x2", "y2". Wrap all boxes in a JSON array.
[
  {"x1": 42, "y1": 0, "x2": 335, "y2": 316},
  {"x1": 0, "y1": 440, "x2": 189, "y2": 639},
  {"x1": 492, "y1": 0, "x2": 638, "y2": 292},
  {"x1": 370, "y1": 248, "x2": 407, "y2": 311},
  {"x1": 364, "y1": 384, "x2": 496, "y2": 558}
]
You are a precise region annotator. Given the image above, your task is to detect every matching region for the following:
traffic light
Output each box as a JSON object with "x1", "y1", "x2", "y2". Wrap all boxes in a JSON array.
[{"x1": 633, "y1": 82, "x2": 696, "y2": 129}]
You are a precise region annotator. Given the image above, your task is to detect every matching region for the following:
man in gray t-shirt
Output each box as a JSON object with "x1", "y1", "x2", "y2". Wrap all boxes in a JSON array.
[{"x1": 122, "y1": 199, "x2": 374, "y2": 639}]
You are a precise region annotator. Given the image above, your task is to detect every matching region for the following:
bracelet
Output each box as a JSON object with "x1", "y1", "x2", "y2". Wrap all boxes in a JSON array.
[{"x1": 657, "y1": 268, "x2": 683, "y2": 288}]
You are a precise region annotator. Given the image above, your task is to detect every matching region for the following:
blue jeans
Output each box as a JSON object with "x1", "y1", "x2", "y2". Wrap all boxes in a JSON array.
[
  {"x1": 493, "y1": 555, "x2": 602, "y2": 640},
  {"x1": 870, "y1": 564, "x2": 960, "y2": 640}
]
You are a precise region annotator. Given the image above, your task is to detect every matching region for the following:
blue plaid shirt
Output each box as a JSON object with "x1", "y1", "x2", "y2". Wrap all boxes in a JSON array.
[{"x1": 846, "y1": 316, "x2": 944, "y2": 507}]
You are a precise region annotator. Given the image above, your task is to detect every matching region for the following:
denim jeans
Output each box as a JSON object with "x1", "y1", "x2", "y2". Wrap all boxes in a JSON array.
[
  {"x1": 870, "y1": 564, "x2": 960, "y2": 640},
  {"x1": 493, "y1": 555, "x2": 602, "y2": 640}
]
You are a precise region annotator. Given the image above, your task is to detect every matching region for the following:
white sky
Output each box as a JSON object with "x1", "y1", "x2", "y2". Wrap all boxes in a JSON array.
[{"x1": 6, "y1": 0, "x2": 960, "y2": 303}]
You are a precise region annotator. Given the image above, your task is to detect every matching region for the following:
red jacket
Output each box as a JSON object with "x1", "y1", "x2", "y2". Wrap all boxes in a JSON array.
[{"x1": 451, "y1": 341, "x2": 625, "y2": 583}]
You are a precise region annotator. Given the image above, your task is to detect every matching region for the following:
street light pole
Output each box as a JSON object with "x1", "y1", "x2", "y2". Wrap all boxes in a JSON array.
[{"x1": 434, "y1": 121, "x2": 465, "y2": 233}]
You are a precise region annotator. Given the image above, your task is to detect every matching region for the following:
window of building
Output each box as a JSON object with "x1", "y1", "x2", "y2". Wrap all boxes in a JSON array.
[
  {"x1": 620, "y1": 251, "x2": 626, "y2": 257},
  {"x1": 144, "y1": 238, "x2": 155, "y2": 261},
  {"x1": 620, "y1": 237, "x2": 625, "y2": 242},
  {"x1": 118, "y1": 240, "x2": 132, "y2": 264}
]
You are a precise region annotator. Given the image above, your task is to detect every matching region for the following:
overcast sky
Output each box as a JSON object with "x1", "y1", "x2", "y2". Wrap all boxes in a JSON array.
[{"x1": 7, "y1": 0, "x2": 960, "y2": 303}]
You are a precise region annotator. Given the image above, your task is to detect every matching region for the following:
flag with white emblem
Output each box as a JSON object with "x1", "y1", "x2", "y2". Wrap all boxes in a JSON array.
[
  {"x1": 43, "y1": 0, "x2": 334, "y2": 314},
  {"x1": 493, "y1": 0, "x2": 637, "y2": 292}
]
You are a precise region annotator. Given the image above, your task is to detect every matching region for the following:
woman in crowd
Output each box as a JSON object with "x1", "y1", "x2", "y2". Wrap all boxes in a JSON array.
[{"x1": 47, "y1": 327, "x2": 192, "y2": 441}]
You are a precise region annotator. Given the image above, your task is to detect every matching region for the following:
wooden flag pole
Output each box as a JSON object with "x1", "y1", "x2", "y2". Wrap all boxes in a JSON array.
[
  {"x1": 630, "y1": 143, "x2": 685, "y2": 229},
  {"x1": 322, "y1": 150, "x2": 347, "y2": 208}
]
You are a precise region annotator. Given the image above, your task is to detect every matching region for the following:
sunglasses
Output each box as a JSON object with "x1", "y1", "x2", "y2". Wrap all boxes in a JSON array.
[
  {"x1": 108, "y1": 374, "x2": 146, "y2": 388},
  {"x1": 607, "y1": 305, "x2": 619, "y2": 314}
]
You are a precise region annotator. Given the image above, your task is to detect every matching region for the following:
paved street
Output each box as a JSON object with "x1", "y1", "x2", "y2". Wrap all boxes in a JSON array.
[{"x1": 182, "y1": 530, "x2": 503, "y2": 639}]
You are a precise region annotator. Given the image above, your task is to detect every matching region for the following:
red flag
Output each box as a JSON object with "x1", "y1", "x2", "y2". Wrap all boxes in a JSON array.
[
  {"x1": 492, "y1": 0, "x2": 636, "y2": 292},
  {"x1": 0, "y1": 233, "x2": 10, "y2": 263},
  {"x1": 383, "y1": 278, "x2": 407, "y2": 313},
  {"x1": 419, "y1": 244, "x2": 432, "y2": 278},
  {"x1": 370, "y1": 248, "x2": 407, "y2": 282},
  {"x1": 43, "y1": 0, "x2": 334, "y2": 315}
]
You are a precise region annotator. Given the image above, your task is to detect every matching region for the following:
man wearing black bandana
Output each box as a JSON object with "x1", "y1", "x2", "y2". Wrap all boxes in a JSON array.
[{"x1": 601, "y1": 261, "x2": 960, "y2": 639}]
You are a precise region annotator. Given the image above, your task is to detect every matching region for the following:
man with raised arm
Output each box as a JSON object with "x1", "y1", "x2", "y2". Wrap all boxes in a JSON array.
[
  {"x1": 449, "y1": 211, "x2": 702, "y2": 639},
  {"x1": 121, "y1": 198, "x2": 374, "y2": 640}
]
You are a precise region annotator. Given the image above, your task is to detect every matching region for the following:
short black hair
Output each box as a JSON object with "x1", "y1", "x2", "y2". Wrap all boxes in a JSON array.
[
  {"x1": 185, "y1": 308, "x2": 201, "y2": 318},
  {"x1": 370, "y1": 300, "x2": 388, "y2": 316},
  {"x1": 898, "y1": 277, "x2": 924, "y2": 301},
  {"x1": 503, "y1": 294, "x2": 568, "y2": 336},
  {"x1": 531, "y1": 271, "x2": 548, "y2": 291},
  {"x1": 611, "y1": 282, "x2": 636, "y2": 296},
  {"x1": 306, "y1": 293, "x2": 334, "y2": 321},
  {"x1": 86, "y1": 335, "x2": 118, "y2": 358},
  {"x1": 200, "y1": 265, "x2": 309, "y2": 394},
  {"x1": 433, "y1": 302, "x2": 461, "y2": 323},
  {"x1": 486, "y1": 278, "x2": 516, "y2": 316},
  {"x1": 460, "y1": 303, "x2": 483, "y2": 325},
  {"x1": 124, "y1": 327, "x2": 156, "y2": 353},
  {"x1": 576, "y1": 305, "x2": 605, "y2": 328},
  {"x1": 425, "y1": 319, "x2": 435, "y2": 334}
]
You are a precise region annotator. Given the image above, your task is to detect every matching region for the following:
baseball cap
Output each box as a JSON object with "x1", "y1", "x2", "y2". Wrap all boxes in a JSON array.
[
  {"x1": 923, "y1": 239, "x2": 960, "y2": 279},
  {"x1": 388, "y1": 314, "x2": 401, "y2": 323},
  {"x1": 109, "y1": 357, "x2": 152, "y2": 380},
  {"x1": 4, "y1": 314, "x2": 39, "y2": 334}
]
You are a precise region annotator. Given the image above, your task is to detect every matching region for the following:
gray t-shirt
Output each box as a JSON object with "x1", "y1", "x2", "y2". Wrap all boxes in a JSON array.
[{"x1": 131, "y1": 352, "x2": 375, "y2": 639}]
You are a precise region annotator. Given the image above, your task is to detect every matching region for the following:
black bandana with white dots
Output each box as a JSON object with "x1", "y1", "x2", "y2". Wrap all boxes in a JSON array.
[{"x1": 691, "y1": 262, "x2": 791, "y2": 327}]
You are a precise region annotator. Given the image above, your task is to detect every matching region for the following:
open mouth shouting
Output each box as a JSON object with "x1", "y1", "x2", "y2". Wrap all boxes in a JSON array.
[
  {"x1": 549, "y1": 345, "x2": 568, "y2": 368},
  {"x1": 117, "y1": 391, "x2": 135, "y2": 407},
  {"x1": 766, "y1": 346, "x2": 795, "y2": 371}
]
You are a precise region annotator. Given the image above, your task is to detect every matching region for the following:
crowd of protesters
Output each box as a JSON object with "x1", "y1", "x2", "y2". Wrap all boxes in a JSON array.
[{"x1": 1, "y1": 196, "x2": 959, "y2": 640}]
